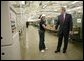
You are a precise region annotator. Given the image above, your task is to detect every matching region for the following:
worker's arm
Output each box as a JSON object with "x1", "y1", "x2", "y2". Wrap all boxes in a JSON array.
[
  {"x1": 42, "y1": 21, "x2": 46, "y2": 28},
  {"x1": 42, "y1": 24, "x2": 46, "y2": 28}
]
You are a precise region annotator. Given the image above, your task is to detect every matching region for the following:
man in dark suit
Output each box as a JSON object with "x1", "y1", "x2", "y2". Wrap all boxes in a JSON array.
[{"x1": 55, "y1": 7, "x2": 73, "y2": 53}]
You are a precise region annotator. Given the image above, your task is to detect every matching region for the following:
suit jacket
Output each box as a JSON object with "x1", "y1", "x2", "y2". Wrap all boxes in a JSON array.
[{"x1": 55, "y1": 13, "x2": 73, "y2": 35}]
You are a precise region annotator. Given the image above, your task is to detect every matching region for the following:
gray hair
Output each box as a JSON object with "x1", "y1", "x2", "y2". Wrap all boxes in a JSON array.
[{"x1": 61, "y1": 7, "x2": 66, "y2": 12}]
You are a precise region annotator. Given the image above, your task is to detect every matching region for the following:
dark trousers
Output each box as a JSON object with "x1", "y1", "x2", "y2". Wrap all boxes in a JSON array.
[
  {"x1": 39, "y1": 30, "x2": 45, "y2": 51},
  {"x1": 57, "y1": 31, "x2": 69, "y2": 51}
]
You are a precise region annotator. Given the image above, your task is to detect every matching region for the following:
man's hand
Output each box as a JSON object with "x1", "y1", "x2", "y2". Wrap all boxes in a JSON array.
[
  {"x1": 53, "y1": 25, "x2": 56, "y2": 30},
  {"x1": 69, "y1": 31, "x2": 73, "y2": 35}
]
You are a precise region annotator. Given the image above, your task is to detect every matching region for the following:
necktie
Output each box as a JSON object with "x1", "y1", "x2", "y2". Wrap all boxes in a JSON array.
[{"x1": 61, "y1": 14, "x2": 64, "y2": 23}]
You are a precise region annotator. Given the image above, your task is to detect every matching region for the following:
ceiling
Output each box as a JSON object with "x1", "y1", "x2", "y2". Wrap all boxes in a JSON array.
[{"x1": 9, "y1": 1, "x2": 83, "y2": 21}]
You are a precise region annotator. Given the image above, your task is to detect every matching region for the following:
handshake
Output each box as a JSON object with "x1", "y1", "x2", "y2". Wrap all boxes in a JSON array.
[
  {"x1": 42, "y1": 24, "x2": 56, "y2": 30},
  {"x1": 42, "y1": 24, "x2": 73, "y2": 35},
  {"x1": 69, "y1": 31, "x2": 73, "y2": 35}
]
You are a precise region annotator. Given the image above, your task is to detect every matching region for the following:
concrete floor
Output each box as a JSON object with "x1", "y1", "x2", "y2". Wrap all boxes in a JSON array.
[{"x1": 20, "y1": 25, "x2": 83, "y2": 60}]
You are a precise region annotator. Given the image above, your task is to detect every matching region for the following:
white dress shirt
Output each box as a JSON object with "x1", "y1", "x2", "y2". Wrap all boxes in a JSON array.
[{"x1": 63, "y1": 13, "x2": 66, "y2": 20}]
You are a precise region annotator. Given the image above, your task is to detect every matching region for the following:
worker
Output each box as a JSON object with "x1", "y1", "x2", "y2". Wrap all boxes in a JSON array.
[
  {"x1": 54, "y1": 7, "x2": 73, "y2": 53},
  {"x1": 38, "y1": 14, "x2": 47, "y2": 52}
]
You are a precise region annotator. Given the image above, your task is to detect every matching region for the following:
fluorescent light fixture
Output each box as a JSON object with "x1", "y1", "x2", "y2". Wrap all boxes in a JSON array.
[
  {"x1": 67, "y1": 9, "x2": 71, "y2": 11},
  {"x1": 72, "y1": 1, "x2": 79, "y2": 4},
  {"x1": 21, "y1": 1, "x2": 25, "y2": 4},
  {"x1": 54, "y1": 9, "x2": 57, "y2": 11},
  {"x1": 67, "y1": 6, "x2": 82, "y2": 11},
  {"x1": 43, "y1": 5, "x2": 47, "y2": 8},
  {"x1": 63, "y1": 6, "x2": 67, "y2": 8},
  {"x1": 76, "y1": 6, "x2": 83, "y2": 9}
]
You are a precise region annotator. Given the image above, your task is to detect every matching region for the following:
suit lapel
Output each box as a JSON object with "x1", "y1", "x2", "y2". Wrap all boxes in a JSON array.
[
  {"x1": 64, "y1": 13, "x2": 67, "y2": 23},
  {"x1": 60, "y1": 15, "x2": 63, "y2": 23}
]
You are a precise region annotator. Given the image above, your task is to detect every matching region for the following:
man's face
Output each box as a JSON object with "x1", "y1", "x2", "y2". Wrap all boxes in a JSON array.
[{"x1": 60, "y1": 8, "x2": 65, "y2": 14}]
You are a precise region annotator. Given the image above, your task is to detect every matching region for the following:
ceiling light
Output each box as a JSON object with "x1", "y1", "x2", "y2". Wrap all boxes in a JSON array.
[
  {"x1": 72, "y1": 1, "x2": 79, "y2": 4},
  {"x1": 63, "y1": 6, "x2": 67, "y2": 8},
  {"x1": 43, "y1": 5, "x2": 47, "y2": 8},
  {"x1": 21, "y1": 1, "x2": 25, "y2": 4}
]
